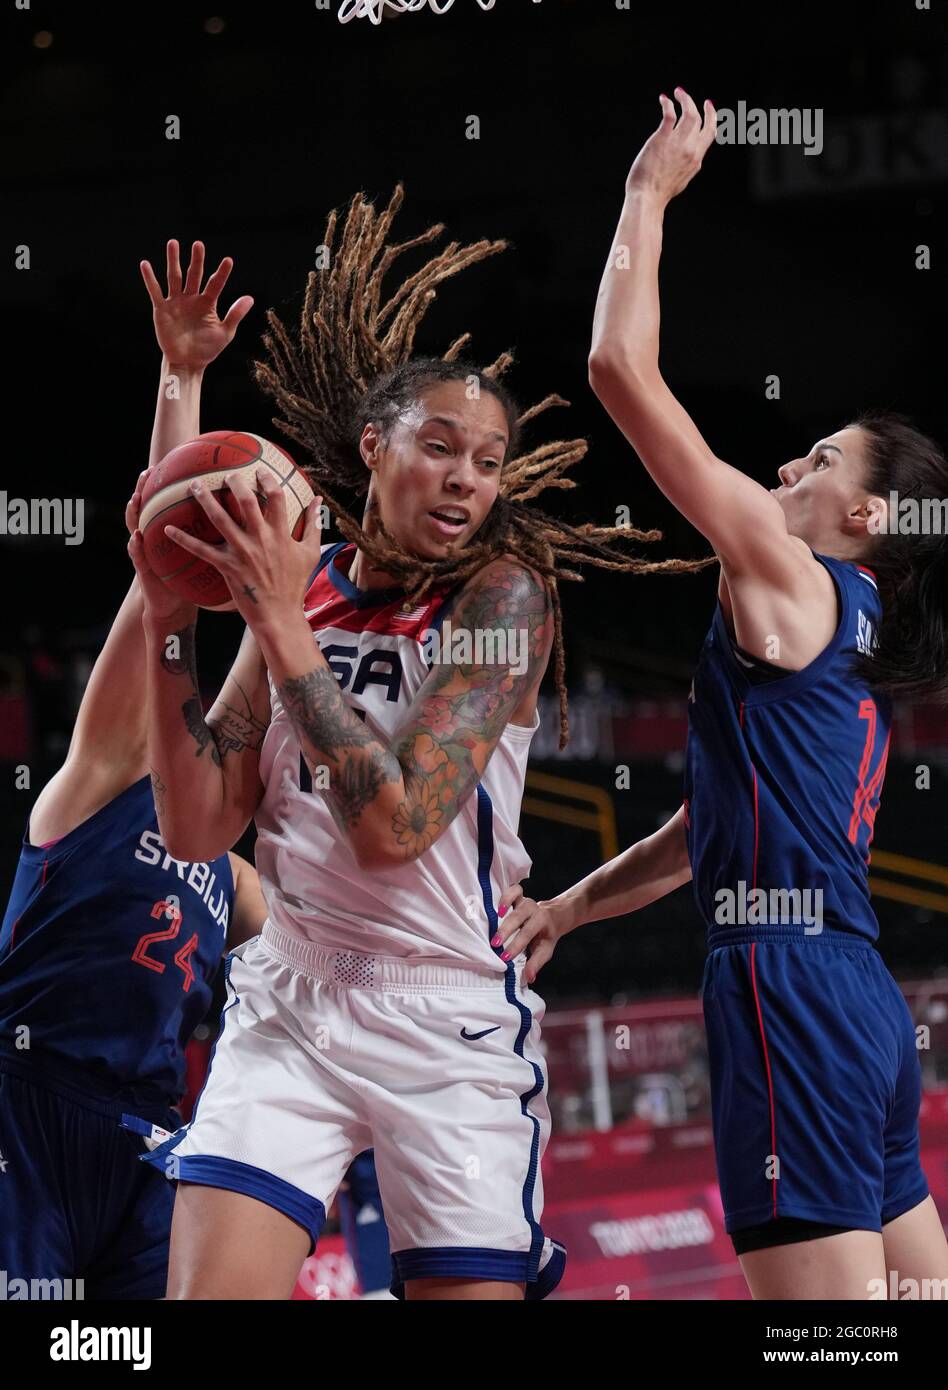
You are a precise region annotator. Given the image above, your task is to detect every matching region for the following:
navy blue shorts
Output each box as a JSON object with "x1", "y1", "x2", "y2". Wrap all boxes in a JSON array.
[
  {"x1": 0, "y1": 1062, "x2": 178, "y2": 1299},
  {"x1": 337, "y1": 1149, "x2": 392, "y2": 1295},
  {"x1": 701, "y1": 930, "x2": 930, "y2": 1237}
]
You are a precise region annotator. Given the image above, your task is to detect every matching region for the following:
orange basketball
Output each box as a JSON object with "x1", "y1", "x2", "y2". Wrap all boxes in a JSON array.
[{"x1": 139, "y1": 431, "x2": 315, "y2": 609}]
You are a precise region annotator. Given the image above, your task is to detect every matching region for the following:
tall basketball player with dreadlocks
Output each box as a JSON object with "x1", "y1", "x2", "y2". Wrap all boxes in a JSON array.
[{"x1": 128, "y1": 186, "x2": 706, "y2": 1300}]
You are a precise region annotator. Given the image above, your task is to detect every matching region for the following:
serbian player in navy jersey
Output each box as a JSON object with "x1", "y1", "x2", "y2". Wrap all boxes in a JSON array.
[
  {"x1": 492, "y1": 91, "x2": 948, "y2": 1300},
  {"x1": 0, "y1": 240, "x2": 271, "y2": 1300}
]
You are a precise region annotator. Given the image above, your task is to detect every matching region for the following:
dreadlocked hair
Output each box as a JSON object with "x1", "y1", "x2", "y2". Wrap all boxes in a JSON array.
[{"x1": 254, "y1": 182, "x2": 713, "y2": 748}]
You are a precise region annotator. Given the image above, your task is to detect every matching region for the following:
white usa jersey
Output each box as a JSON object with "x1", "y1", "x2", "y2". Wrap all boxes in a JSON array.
[{"x1": 254, "y1": 541, "x2": 539, "y2": 971}]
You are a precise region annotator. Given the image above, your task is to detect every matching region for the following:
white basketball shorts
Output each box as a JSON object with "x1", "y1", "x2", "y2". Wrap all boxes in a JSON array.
[{"x1": 143, "y1": 920, "x2": 566, "y2": 1298}]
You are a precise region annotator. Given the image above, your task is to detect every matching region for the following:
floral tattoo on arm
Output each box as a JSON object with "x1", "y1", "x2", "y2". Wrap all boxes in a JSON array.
[{"x1": 278, "y1": 560, "x2": 553, "y2": 859}]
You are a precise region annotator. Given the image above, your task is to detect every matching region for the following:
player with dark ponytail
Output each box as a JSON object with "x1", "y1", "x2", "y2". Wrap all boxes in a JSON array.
[
  {"x1": 492, "y1": 92, "x2": 948, "y2": 1301},
  {"x1": 850, "y1": 410, "x2": 948, "y2": 700}
]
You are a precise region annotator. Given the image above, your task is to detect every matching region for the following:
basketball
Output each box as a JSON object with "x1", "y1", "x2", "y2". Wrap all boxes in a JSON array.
[{"x1": 138, "y1": 431, "x2": 315, "y2": 609}]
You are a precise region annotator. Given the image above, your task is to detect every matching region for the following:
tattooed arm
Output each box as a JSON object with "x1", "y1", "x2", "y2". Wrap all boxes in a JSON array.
[
  {"x1": 255, "y1": 556, "x2": 553, "y2": 870},
  {"x1": 141, "y1": 616, "x2": 271, "y2": 862}
]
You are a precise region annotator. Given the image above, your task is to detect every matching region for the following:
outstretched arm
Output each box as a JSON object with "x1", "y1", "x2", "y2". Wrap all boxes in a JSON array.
[
  {"x1": 589, "y1": 91, "x2": 804, "y2": 583},
  {"x1": 29, "y1": 242, "x2": 252, "y2": 844},
  {"x1": 494, "y1": 806, "x2": 692, "y2": 984}
]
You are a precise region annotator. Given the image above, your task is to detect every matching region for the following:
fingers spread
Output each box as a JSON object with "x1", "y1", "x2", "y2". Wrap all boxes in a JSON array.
[
  {"x1": 221, "y1": 295, "x2": 254, "y2": 334},
  {"x1": 182, "y1": 477, "x2": 244, "y2": 548},
  {"x1": 218, "y1": 471, "x2": 266, "y2": 537},
  {"x1": 166, "y1": 238, "x2": 182, "y2": 296},
  {"x1": 140, "y1": 260, "x2": 164, "y2": 307},
  {"x1": 184, "y1": 240, "x2": 205, "y2": 296},
  {"x1": 163, "y1": 521, "x2": 224, "y2": 566},
  {"x1": 253, "y1": 467, "x2": 287, "y2": 533},
  {"x1": 202, "y1": 256, "x2": 234, "y2": 308}
]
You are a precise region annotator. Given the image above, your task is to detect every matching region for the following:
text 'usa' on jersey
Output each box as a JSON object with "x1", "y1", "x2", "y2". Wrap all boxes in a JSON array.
[
  {"x1": 254, "y1": 541, "x2": 538, "y2": 969},
  {"x1": 0, "y1": 776, "x2": 235, "y2": 1106},
  {"x1": 683, "y1": 555, "x2": 891, "y2": 943}
]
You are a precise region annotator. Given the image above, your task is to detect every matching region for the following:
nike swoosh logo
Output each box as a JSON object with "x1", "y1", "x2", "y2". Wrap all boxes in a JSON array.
[{"x1": 459, "y1": 1026, "x2": 500, "y2": 1041}]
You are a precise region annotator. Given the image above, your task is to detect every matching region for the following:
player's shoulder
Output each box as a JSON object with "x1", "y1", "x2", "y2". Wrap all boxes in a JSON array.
[
  {"x1": 453, "y1": 551, "x2": 550, "y2": 612},
  {"x1": 815, "y1": 551, "x2": 882, "y2": 609}
]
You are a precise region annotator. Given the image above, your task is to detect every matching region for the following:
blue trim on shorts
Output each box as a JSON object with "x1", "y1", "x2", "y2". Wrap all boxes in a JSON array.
[
  {"x1": 140, "y1": 949, "x2": 242, "y2": 1174},
  {"x1": 171, "y1": 1155, "x2": 326, "y2": 1255},
  {"x1": 476, "y1": 783, "x2": 547, "y2": 1283},
  {"x1": 390, "y1": 1243, "x2": 565, "y2": 1299},
  {"x1": 531, "y1": 1240, "x2": 567, "y2": 1300}
]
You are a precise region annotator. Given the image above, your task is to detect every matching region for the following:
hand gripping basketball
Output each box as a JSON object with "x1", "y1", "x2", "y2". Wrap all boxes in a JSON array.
[{"x1": 160, "y1": 466, "x2": 324, "y2": 630}]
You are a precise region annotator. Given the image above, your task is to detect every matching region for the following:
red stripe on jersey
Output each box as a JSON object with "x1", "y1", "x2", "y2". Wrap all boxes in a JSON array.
[
  {"x1": 10, "y1": 853, "x2": 50, "y2": 949},
  {"x1": 303, "y1": 551, "x2": 455, "y2": 641},
  {"x1": 750, "y1": 942, "x2": 780, "y2": 1219}
]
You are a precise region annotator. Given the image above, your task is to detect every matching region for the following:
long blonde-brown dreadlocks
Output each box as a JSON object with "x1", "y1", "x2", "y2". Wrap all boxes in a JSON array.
[{"x1": 254, "y1": 183, "x2": 711, "y2": 748}]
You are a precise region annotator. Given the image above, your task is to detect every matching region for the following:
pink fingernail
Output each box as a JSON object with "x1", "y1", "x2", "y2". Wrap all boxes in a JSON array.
[
  {"x1": 490, "y1": 934, "x2": 502, "y2": 948},
  {"x1": 501, "y1": 950, "x2": 511, "y2": 962},
  {"x1": 498, "y1": 904, "x2": 507, "y2": 917}
]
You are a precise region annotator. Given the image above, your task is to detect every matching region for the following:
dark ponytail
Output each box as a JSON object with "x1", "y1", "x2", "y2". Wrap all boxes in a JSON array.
[{"x1": 853, "y1": 411, "x2": 948, "y2": 700}]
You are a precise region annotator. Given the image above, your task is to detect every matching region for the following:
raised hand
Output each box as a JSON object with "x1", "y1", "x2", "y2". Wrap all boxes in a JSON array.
[
  {"x1": 140, "y1": 240, "x2": 254, "y2": 372},
  {"x1": 626, "y1": 88, "x2": 717, "y2": 206}
]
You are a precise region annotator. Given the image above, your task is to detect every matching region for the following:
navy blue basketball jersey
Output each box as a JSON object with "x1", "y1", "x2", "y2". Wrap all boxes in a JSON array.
[
  {"x1": 0, "y1": 776, "x2": 234, "y2": 1107},
  {"x1": 684, "y1": 554, "x2": 890, "y2": 942}
]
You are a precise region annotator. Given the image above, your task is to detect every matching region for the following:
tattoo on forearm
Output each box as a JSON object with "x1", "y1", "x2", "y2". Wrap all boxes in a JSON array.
[
  {"x1": 281, "y1": 669, "x2": 384, "y2": 758},
  {"x1": 182, "y1": 696, "x2": 221, "y2": 766},
  {"x1": 285, "y1": 561, "x2": 552, "y2": 859},
  {"x1": 279, "y1": 667, "x2": 400, "y2": 829},
  {"x1": 150, "y1": 767, "x2": 168, "y2": 818},
  {"x1": 167, "y1": 623, "x2": 269, "y2": 769},
  {"x1": 389, "y1": 562, "x2": 552, "y2": 860},
  {"x1": 207, "y1": 679, "x2": 269, "y2": 759},
  {"x1": 331, "y1": 749, "x2": 394, "y2": 829},
  {"x1": 160, "y1": 624, "x2": 198, "y2": 679}
]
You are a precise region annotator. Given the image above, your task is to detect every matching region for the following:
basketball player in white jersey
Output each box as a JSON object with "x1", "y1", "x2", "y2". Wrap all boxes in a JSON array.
[
  {"x1": 126, "y1": 187, "x2": 703, "y2": 1300},
  {"x1": 128, "y1": 392, "x2": 564, "y2": 1302}
]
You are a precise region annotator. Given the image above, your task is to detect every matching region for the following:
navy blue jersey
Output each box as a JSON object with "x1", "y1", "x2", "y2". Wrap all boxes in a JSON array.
[
  {"x1": 0, "y1": 776, "x2": 234, "y2": 1107},
  {"x1": 684, "y1": 554, "x2": 890, "y2": 942}
]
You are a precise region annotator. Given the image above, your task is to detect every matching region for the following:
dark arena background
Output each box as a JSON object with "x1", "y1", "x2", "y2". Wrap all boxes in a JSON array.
[{"x1": 3, "y1": 0, "x2": 947, "y2": 1331}]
